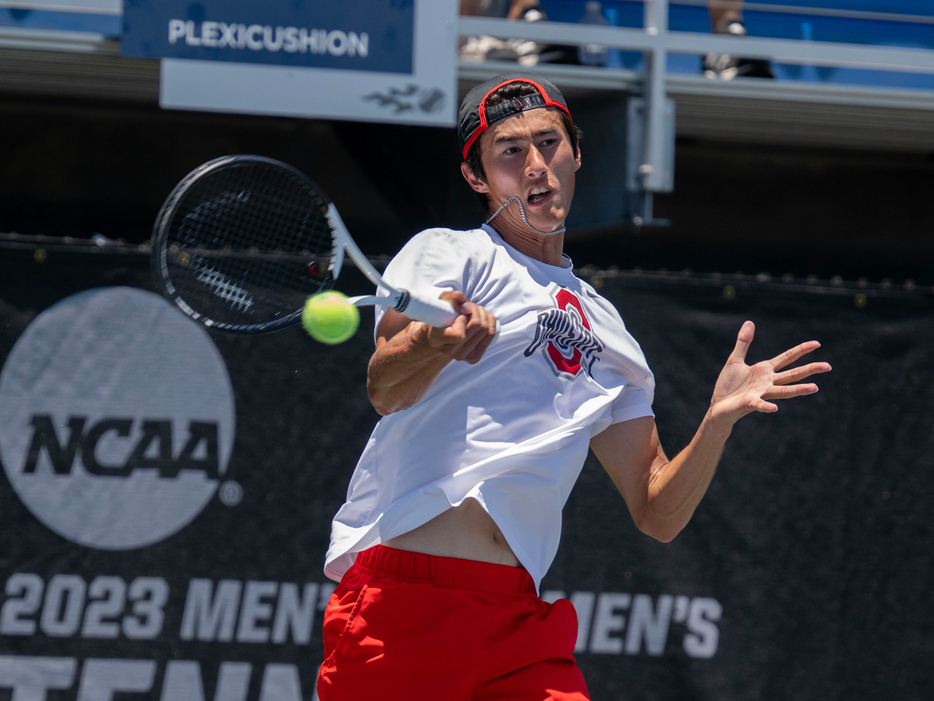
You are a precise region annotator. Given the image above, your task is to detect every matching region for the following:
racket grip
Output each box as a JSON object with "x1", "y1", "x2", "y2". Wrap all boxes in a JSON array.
[{"x1": 396, "y1": 290, "x2": 459, "y2": 328}]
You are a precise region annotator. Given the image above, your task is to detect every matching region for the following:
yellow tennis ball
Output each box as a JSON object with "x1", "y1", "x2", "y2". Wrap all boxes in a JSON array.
[
  {"x1": 302, "y1": 290, "x2": 360, "y2": 345},
  {"x1": 302, "y1": 291, "x2": 359, "y2": 344}
]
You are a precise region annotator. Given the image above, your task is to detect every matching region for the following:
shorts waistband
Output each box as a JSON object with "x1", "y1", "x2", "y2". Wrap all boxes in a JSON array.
[{"x1": 354, "y1": 545, "x2": 536, "y2": 598}]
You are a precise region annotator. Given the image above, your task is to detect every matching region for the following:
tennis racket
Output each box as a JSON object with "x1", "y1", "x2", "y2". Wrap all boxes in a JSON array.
[{"x1": 151, "y1": 154, "x2": 459, "y2": 334}]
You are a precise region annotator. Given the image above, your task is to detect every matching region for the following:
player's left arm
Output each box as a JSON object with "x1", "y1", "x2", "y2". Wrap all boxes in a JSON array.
[{"x1": 591, "y1": 320, "x2": 831, "y2": 543}]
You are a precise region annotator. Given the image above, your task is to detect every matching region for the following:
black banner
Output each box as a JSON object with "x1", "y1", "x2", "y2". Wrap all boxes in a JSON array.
[{"x1": 0, "y1": 248, "x2": 931, "y2": 700}]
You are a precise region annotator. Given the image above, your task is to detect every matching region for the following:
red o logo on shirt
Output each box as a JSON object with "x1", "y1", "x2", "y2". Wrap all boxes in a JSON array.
[{"x1": 524, "y1": 286, "x2": 605, "y2": 379}]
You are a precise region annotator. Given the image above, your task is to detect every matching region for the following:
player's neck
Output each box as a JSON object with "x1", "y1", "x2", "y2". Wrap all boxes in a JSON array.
[{"x1": 488, "y1": 220, "x2": 566, "y2": 267}]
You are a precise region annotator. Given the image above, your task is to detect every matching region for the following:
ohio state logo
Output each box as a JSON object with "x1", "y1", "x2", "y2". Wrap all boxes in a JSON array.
[{"x1": 525, "y1": 286, "x2": 605, "y2": 379}]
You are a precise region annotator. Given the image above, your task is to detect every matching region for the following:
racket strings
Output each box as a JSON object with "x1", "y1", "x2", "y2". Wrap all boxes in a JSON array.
[{"x1": 163, "y1": 161, "x2": 334, "y2": 328}]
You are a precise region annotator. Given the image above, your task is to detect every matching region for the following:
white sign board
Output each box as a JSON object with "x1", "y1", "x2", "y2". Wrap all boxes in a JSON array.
[{"x1": 154, "y1": 0, "x2": 458, "y2": 127}]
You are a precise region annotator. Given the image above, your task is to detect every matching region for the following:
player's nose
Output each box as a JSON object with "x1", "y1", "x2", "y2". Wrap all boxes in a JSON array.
[{"x1": 525, "y1": 146, "x2": 546, "y2": 177}]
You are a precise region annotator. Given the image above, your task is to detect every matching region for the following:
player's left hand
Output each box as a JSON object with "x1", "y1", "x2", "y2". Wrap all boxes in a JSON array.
[{"x1": 708, "y1": 321, "x2": 832, "y2": 427}]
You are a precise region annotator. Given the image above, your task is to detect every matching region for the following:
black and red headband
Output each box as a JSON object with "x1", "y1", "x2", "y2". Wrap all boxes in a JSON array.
[{"x1": 457, "y1": 72, "x2": 572, "y2": 161}]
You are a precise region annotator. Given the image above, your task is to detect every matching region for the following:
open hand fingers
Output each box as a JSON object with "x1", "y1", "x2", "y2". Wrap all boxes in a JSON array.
[
  {"x1": 772, "y1": 360, "x2": 832, "y2": 386},
  {"x1": 750, "y1": 397, "x2": 779, "y2": 414},
  {"x1": 727, "y1": 320, "x2": 756, "y2": 364},
  {"x1": 769, "y1": 340, "x2": 823, "y2": 372},
  {"x1": 762, "y1": 382, "x2": 819, "y2": 401},
  {"x1": 712, "y1": 325, "x2": 831, "y2": 423},
  {"x1": 757, "y1": 359, "x2": 832, "y2": 406}
]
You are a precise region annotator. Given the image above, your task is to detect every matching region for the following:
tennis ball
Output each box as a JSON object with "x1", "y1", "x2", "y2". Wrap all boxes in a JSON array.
[{"x1": 302, "y1": 291, "x2": 360, "y2": 344}]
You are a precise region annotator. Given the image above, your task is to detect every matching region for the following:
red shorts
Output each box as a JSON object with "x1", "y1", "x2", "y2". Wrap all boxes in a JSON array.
[{"x1": 317, "y1": 545, "x2": 590, "y2": 701}]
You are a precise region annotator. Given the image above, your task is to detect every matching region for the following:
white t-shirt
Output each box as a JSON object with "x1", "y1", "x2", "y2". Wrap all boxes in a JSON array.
[{"x1": 324, "y1": 225, "x2": 655, "y2": 591}]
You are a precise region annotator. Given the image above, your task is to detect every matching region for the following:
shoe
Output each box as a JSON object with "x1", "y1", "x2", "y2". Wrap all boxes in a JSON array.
[
  {"x1": 459, "y1": 4, "x2": 574, "y2": 67},
  {"x1": 459, "y1": 35, "x2": 518, "y2": 62},
  {"x1": 703, "y1": 53, "x2": 775, "y2": 80},
  {"x1": 511, "y1": 4, "x2": 547, "y2": 66},
  {"x1": 703, "y1": 21, "x2": 774, "y2": 79}
]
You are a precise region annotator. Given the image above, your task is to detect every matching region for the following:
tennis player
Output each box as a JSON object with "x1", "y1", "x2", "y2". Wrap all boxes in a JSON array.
[{"x1": 317, "y1": 71, "x2": 829, "y2": 700}]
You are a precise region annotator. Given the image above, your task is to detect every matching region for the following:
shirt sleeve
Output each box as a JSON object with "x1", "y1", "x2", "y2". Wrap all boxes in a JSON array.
[
  {"x1": 610, "y1": 385, "x2": 655, "y2": 424},
  {"x1": 372, "y1": 228, "x2": 473, "y2": 342}
]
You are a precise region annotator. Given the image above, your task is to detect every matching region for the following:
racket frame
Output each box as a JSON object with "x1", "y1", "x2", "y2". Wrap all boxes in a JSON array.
[
  {"x1": 152, "y1": 154, "x2": 459, "y2": 334},
  {"x1": 324, "y1": 204, "x2": 458, "y2": 329}
]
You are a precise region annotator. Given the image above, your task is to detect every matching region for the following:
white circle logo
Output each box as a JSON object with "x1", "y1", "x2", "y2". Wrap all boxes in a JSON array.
[{"x1": 0, "y1": 287, "x2": 236, "y2": 550}]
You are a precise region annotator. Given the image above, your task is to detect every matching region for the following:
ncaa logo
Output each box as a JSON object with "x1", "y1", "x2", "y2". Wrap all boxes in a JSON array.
[
  {"x1": 525, "y1": 285, "x2": 605, "y2": 379},
  {"x1": 0, "y1": 287, "x2": 235, "y2": 550}
]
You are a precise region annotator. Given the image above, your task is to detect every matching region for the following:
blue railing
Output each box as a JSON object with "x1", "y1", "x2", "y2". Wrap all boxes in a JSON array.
[
  {"x1": 2, "y1": 0, "x2": 933, "y2": 90},
  {"x1": 538, "y1": 0, "x2": 934, "y2": 88},
  {"x1": 0, "y1": 1, "x2": 120, "y2": 36}
]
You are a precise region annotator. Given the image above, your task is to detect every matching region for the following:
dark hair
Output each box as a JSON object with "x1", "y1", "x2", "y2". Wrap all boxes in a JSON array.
[{"x1": 464, "y1": 82, "x2": 582, "y2": 211}]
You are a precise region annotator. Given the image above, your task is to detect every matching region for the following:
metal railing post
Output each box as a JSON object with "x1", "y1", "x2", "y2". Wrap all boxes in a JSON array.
[{"x1": 642, "y1": 0, "x2": 670, "y2": 195}]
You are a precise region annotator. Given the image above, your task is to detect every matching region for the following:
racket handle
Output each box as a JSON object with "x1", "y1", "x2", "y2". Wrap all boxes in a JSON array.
[{"x1": 395, "y1": 290, "x2": 459, "y2": 328}]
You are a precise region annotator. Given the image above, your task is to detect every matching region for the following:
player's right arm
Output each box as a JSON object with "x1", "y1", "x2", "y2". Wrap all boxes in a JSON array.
[{"x1": 367, "y1": 290, "x2": 497, "y2": 416}]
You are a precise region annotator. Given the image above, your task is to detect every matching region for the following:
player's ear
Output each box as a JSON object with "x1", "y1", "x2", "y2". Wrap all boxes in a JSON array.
[
  {"x1": 460, "y1": 162, "x2": 489, "y2": 194},
  {"x1": 574, "y1": 146, "x2": 582, "y2": 172}
]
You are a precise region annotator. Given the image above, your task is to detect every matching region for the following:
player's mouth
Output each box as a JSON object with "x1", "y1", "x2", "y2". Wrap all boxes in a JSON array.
[{"x1": 527, "y1": 186, "x2": 552, "y2": 206}]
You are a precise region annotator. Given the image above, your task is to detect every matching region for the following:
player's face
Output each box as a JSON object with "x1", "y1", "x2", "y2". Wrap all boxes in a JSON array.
[{"x1": 464, "y1": 107, "x2": 581, "y2": 240}]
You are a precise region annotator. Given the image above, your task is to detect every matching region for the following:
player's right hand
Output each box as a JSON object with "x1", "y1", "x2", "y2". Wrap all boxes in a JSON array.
[{"x1": 425, "y1": 291, "x2": 497, "y2": 364}]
